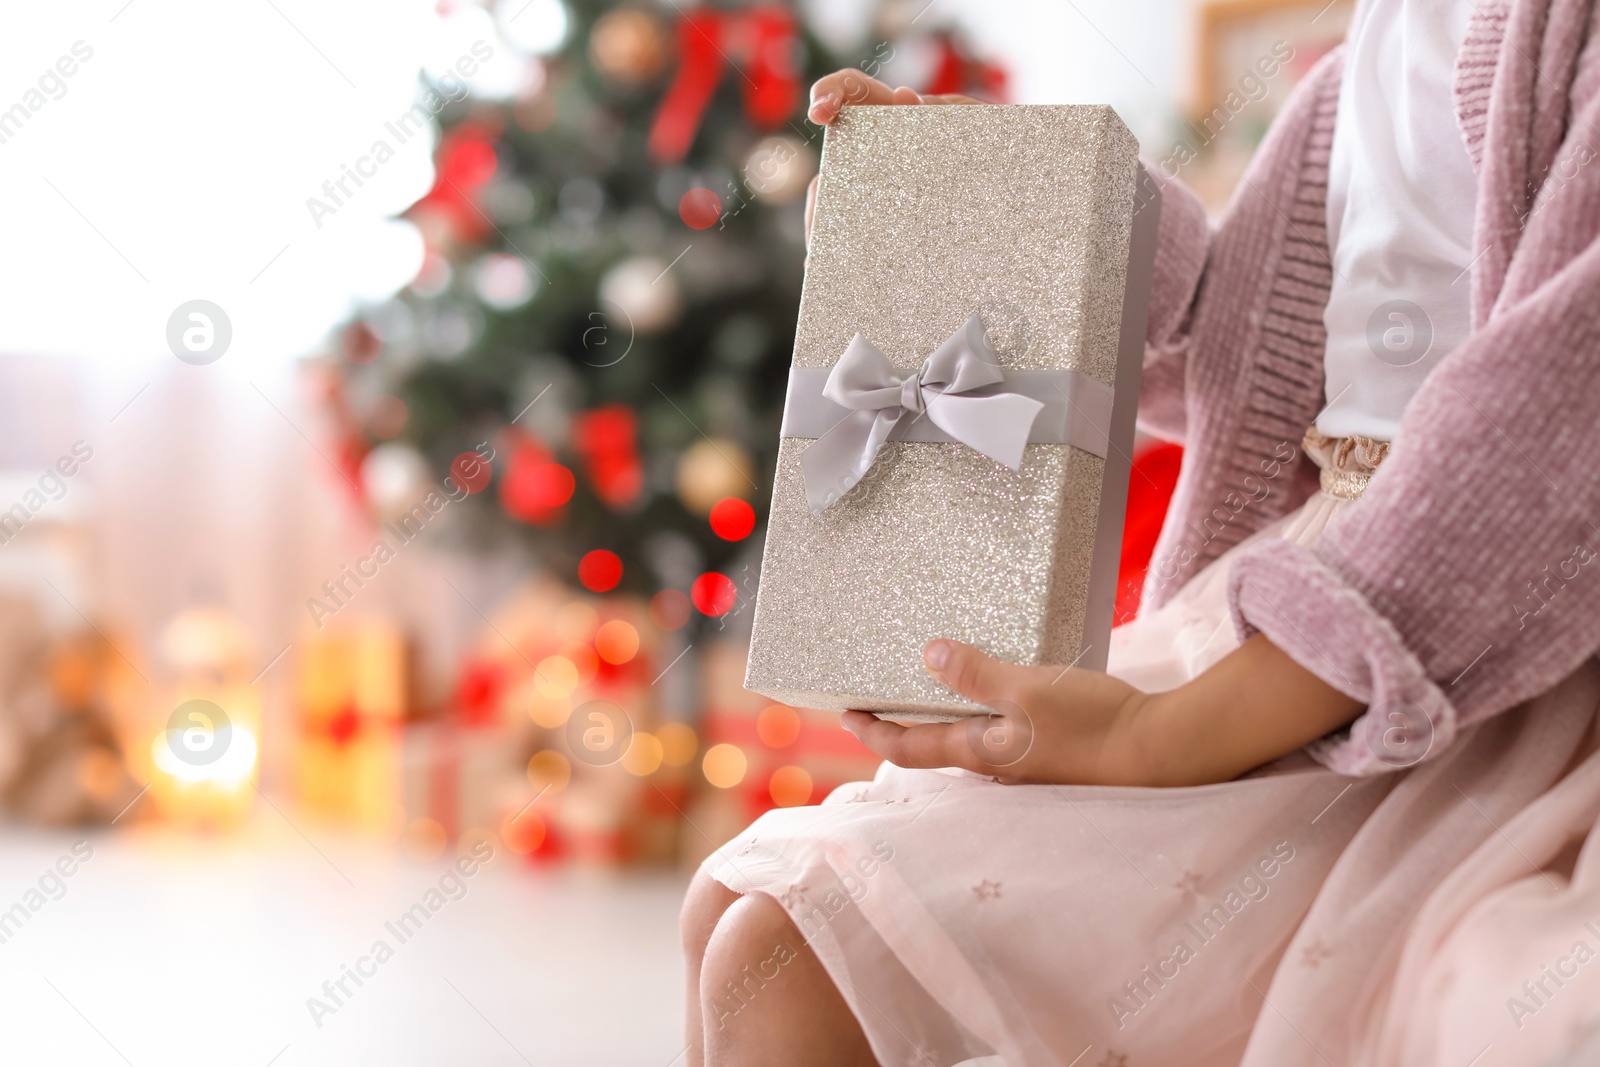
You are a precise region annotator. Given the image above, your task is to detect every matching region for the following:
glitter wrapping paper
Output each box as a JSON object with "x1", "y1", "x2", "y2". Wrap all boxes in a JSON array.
[{"x1": 745, "y1": 105, "x2": 1159, "y2": 718}]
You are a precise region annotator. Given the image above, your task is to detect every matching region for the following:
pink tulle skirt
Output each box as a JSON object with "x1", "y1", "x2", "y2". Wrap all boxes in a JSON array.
[{"x1": 706, "y1": 488, "x2": 1600, "y2": 1067}]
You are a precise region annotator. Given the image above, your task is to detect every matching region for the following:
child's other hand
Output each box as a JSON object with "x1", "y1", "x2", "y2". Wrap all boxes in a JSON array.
[
  {"x1": 840, "y1": 639, "x2": 1158, "y2": 787},
  {"x1": 803, "y1": 71, "x2": 983, "y2": 249}
]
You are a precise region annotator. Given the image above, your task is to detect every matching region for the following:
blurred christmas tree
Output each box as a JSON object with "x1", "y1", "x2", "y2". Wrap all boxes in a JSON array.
[{"x1": 326, "y1": 0, "x2": 1006, "y2": 619}]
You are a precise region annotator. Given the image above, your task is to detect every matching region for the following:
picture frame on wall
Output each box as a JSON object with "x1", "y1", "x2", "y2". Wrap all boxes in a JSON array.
[{"x1": 1180, "y1": 0, "x2": 1355, "y2": 209}]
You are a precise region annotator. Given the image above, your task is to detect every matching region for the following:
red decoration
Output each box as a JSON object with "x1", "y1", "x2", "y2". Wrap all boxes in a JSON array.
[
  {"x1": 451, "y1": 450, "x2": 493, "y2": 494},
  {"x1": 691, "y1": 572, "x2": 737, "y2": 616},
  {"x1": 679, "y1": 187, "x2": 723, "y2": 229},
  {"x1": 1114, "y1": 441, "x2": 1184, "y2": 624},
  {"x1": 573, "y1": 405, "x2": 644, "y2": 509},
  {"x1": 411, "y1": 121, "x2": 503, "y2": 245},
  {"x1": 455, "y1": 658, "x2": 506, "y2": 727},
  {"x1": 501, "y1": 433, "x2": 574, "y2": 524},
  {"x1": 648, "y1": 4, "x2": 800, "y2": 164},
  {"x1": 325, "y1": 703, "x2": 362, "y2": 746},
  {"x1": 579, "y1": 550, "x2": 624, "y2": 592},
  {"x1": 923, "y1": 32, "x2": 1009, "y2": 101},
  {"x1": 708, "y1": 497, "x2": 755, "y2": 541}
]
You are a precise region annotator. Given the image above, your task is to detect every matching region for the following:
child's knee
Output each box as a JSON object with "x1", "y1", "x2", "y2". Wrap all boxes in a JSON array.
[
  {"x1": 700, "y1": 893, "x2": 806, "y2": 1001},
  {"x1": 681, "y1": 869, "x2": 741, "y2": 958}
]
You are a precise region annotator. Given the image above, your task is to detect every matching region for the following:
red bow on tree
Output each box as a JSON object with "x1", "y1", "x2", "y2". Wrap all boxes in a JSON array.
[{"x1": 649, "y1": 4, "x2": 800, "y2": 164}]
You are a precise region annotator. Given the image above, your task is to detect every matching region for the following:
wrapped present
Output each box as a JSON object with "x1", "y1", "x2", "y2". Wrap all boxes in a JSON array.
[
  {"x1": 293, "y1": 621, "x2": 410, "y2": 831},
  {"x1": 745, "y1": 105, "x2": 1159, "y2": 718}
]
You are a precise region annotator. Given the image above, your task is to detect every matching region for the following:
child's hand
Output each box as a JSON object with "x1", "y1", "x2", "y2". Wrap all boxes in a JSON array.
[
  {"x1": 841, "y1": 634, "x2": 1367, "y2": 787},
  {"x1": 806, "y1": 71, "x2": 981, "y2": 126},
  {"x1": 841, "y1": 640, "x2": 1156, "y2": 786},
  {"x1": 803, "y1": 71, "x2": 984, "y2": 248}
]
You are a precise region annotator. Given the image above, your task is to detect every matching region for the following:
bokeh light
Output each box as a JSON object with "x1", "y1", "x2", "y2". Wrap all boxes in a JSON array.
[
  {"x1": 534, "y1": 655, "x2": 579, "y2": 699},
  {"x1": 621, "y1": 732, "x2": 664, "y2": 777},
  {"x1": 579, "y1": 550, "x2": 623, "y2": 592},
  {"x1": 657, "y1": 722, "x2": 698, "y2": 767},
  {"x1": 708, "y1": 497, "x2": 756, "y2": 541},
  {"x1": 702, "y1": 743, "x2": 748, "y2": 788},
  {"x1": 756, "y1": 704, "x2": 801, "y2": 748},
  {"x1": 678, "y1": 187, "x2": 722, "y2": 229},
  {"x1": 594, "y1": 619, "x2": 640, "y2": 664},
  {"x1": 691, "y1": 572, "x2": 737, "y2": 616},
  {"x1": 451, "y1": 450, "x2": 493, "y2": 494},
  {"x1": 502, "y1": 810, "x2": 546, "y2": 854},
  {"x1": 650, "y1": 589, "x2": 692, "y2": 630},
  {"x1": 768, "y1": 765, "x2": 813, "y2": 807},
  {"x1": 526, "y1": 749, "x2": 572, "y2": 793}
]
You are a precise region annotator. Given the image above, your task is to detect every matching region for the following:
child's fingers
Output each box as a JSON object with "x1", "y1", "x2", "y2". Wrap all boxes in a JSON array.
[
  {"x1": 808, "y1": 70, "x2": 901, "y2": 123},
  {"x1": 840, "y1": 712, "x2": 983, "y2": 772}
]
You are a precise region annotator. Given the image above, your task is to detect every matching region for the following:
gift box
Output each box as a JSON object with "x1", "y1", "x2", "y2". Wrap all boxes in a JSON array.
[
  {"x1": 293, "y1": 621, "x2": 410, "y2": 832},
  {"x1": 745, "y1": 105, "x2": 1159, "y2": 718}
]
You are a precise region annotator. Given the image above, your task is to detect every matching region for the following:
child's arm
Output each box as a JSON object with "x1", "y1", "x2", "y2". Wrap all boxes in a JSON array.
[{"x1": 841, "y1": 635, "x2": 1364, "y2": 786}]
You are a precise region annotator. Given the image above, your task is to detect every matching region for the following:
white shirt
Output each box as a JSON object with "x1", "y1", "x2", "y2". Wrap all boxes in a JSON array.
[{"x1": 1315, "y1": 0, "x2": 1479, "y2": 441}]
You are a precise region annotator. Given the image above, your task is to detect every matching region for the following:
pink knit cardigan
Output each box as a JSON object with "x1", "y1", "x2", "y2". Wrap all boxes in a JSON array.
[{"x1": 1138, "y1": 0, "x2": 1600, "y2": 775}]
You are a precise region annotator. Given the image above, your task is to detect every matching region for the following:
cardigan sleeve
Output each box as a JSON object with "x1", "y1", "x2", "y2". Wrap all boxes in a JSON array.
[
  {"x1": 1133, "y1": 169, "x2": 1211, "y2": 441},
  {"x1": 1226, "y1": 92, "x2": 1600, "y2": 775}
]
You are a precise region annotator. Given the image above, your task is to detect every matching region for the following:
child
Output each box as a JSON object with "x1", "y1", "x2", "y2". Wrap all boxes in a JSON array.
[{"x1": 683, "y1": 0, "x2": 1600, "y2": 1063}]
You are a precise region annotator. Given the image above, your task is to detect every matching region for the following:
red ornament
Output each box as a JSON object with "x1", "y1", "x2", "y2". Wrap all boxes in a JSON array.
[
  {"x1": 579, "y1": 550, "x2": 624, "y2": 592},
  {"x1": 451, "y1": 450, "x2": 493, "y2": 494},
  {"x1": 708, "y1": 497, "x2": 755, "y2": 541},
  {"x1": 573, "y1": 405, "x2": 645, "y2": 509},
  {"x1": 923, "y1": 32, "x2": 1009, "y2": 101},
  {"x1": 648, "y1": 4, "x2": 800, "y2": 164},
  {"x1": 325, "y1": 703, "x2": 362, "y2": 746},
  {"x1": 691, "y1": 572, "x2": 737, "y2": 616},
  {"x1": 679, "y1": 188, "x2": 722, "y2": 230},
  {"x1": 501, "y1": 434, "x2": 574, "y2": 524},
  {"x1": 411, "y1": 121, "x2": 504, "y2": 245},
  {"x1": 455, "y1": 658, "x2": 506, "y2": 727}
]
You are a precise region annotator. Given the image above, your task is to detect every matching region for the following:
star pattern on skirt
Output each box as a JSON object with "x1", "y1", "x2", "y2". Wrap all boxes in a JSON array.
[
  {"x1": 884, "y1": 795, "x2": 913, "y2": 805},
  {"x1": 971, "y1": 879, "x2": 1002, "y2": 901},
  {"x1": 848, "y1": 788, "x2": 870, "y2": 802},
  {"x1": 1097, "y1": 1051, "x2": 1129, "y2": 1067},
  {"x1": 778, "y1": 884, "x2": 807, "y2": 907},
  {"x1": 737, "y1": 838, "x2": 760, "y2": 856},
  {"x1": 1301, "y1": 938, "x2": 1333, "y2": 968},
  {"x1": 1173, "y1": 869, "x2": 1203, "y2": 896}
]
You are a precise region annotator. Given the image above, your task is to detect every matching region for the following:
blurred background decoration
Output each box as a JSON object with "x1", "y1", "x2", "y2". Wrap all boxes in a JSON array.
[{"x1": 309, "y1": 0, "x2": 1012, "y2": 868}]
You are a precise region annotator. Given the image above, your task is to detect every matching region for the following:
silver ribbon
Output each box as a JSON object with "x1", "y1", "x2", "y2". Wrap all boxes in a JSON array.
[{"x1": 785, "y1": 313, "x2": 1114, "y2": 513}]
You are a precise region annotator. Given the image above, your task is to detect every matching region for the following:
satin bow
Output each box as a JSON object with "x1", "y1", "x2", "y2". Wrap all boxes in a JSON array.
[{"x1": 800, "y1": 313, "x2": 1046, "y2": 513}]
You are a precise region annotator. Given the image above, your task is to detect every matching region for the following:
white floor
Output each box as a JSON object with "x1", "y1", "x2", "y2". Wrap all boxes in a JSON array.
[{"x1": 0, "y1": 813, "x2": 688, "y2": 1066}]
